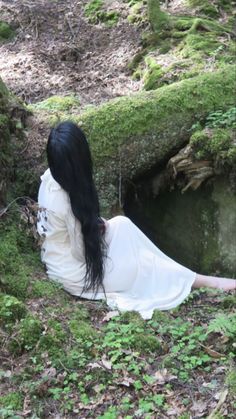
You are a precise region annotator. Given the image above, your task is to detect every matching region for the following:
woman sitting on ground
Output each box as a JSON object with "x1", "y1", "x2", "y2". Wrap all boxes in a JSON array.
[{"x1": 37, "y1": 122, "x2": 236, "y2": 319}]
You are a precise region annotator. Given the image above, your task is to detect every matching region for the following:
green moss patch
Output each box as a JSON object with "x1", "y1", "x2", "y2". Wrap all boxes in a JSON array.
[
  {"x1": 143, "y1": 57, "x2": 165, "y2": 90},
  {"x1": 147, "y1": 0, "x2": 171, "y2": 33},
  {"x1": 29, "y1": 95, "x2": 80, "y2": 113},
  {"x1": 8, "y1": 315, "x2": 43, "y2": 355},
  {"x1": 190, "y1": 107, "x2": 236, "y2": 164},
  {"x1": 0, "y1": 21, "x2": 14, "y2": 42},
  {"x1": 84, "y1": 0, "x2": 120, "y2": 26},
  {"x1": 187, "y1": 0, "x2": 232, "y2": 16},
  {"x1": 0, "y1": 294, "x2": 27, "y2": 327},
  {"x1": 0, "y1": 215, "x2": 40, "y2": 299},
  {"x1": 190, "y1": 128, "x2": 235, "y2": 162},
  {"x1": 0, "y1": 391, "x2": 23, "y2": 411}
]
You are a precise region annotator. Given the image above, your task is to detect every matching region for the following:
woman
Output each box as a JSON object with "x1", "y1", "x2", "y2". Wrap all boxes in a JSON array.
[{"x1": 37, "y1": 122, "x2": 235, "y2": 319}]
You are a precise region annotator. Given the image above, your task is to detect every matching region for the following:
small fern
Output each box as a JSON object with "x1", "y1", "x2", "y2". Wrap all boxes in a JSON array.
[{"x1": 207, "y1": 313, "x2": 236, "y2": 338}]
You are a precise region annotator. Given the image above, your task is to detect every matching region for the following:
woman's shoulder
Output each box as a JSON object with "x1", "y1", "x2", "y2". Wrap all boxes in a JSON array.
[
  {"x1": 38, "y1": 168, "x2": 70, "y2": 215},
  {"x1": 40, "y1": 168, "x2": 61, "y2": 191}
]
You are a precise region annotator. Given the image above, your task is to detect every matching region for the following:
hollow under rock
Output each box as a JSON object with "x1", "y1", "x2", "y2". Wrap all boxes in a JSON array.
[{"x1": 124, "y1": 174, "x2": 236, "y2": 278}]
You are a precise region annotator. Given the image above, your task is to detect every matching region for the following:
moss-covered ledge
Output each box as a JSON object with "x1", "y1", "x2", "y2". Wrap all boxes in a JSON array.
[
  {"x1": 0, "y1": 77, "x2": 11, "y2": 206},
  {"x1": 0, "y1": 76, "x2": 29, "y2": 207},
  {"x1": 71, "y1": 66, "x2": 235, "y2": 215}
]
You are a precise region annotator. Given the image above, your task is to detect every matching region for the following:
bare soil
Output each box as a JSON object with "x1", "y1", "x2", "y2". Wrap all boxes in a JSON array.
[{"x1": 0, "y1": 0, "x2": 142, "y2": 106}]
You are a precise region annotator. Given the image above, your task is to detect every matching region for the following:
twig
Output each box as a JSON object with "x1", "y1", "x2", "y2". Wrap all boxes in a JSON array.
[
  {"x1": 0, "y1": 196, "x2": 37, "y2": 217},
  {"x1": 207, "y1": 389, "x2": 228, "y2": 419}
]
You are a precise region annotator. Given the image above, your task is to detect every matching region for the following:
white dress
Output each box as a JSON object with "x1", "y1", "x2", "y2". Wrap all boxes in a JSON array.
[{"x1": 37, "y1": 169, "x2": 196, "y2": 319}]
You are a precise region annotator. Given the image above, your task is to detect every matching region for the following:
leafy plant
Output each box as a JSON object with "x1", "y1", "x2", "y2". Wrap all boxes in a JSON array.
[
  {"x1": 207, "y1": 313, "x2": 236, "y2": 338},
  {"x1": 206, "y1": 107, "x2": 236, "y2": 129}
]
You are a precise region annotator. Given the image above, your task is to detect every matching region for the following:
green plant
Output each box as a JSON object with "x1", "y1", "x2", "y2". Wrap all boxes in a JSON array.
[
  {"x1": 0, "y1": 21, "x2": 14, "y2": 41},
  {"x1": 207, "y1": 313, "x2": 236, "y2": 338},
  {"x1": 0, "y1": 294, "x2": 27, "y2": 327},
  {"x1": 206, "y1": 107, "x2": 236, "y2": 129},
  {"x1": 8, "y1": 315, "x2": 43, "y2": 354}
]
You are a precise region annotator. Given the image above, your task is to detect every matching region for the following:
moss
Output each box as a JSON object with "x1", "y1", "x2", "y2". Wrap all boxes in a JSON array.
[
  {"x1": 221, "y1": 295, "x2": 236, "y2": 309},
  {"x1": 55, "y1": 66, "x2": 235, "y2": 215},
  {"x1": 0, "y1": 391, "x2": 23, "y2": 411},
  {"x1": 0, "y1": 216, "x2": 39, "y2": 299},
  {"x1": 30, "y1": 279, "x2": 62, "y2": 298},
  {"x1": 119, "y1": 310, "x2": 145, "y2": 326},
  {"x1": 72, "y1": 304, "x2": 90, "y2": 321},
  {"x1": 128, "y1": 49, "x2": 147, "y2": 72},
  {"x1": 69, "y1": 319, "x2": 99, "y2": 341},
  {"x1": 30, "y1": 95, "x2": 80, "y2": 112},
  {"x1": 152, "y1": 310, "x2": 170, "y2": 323},
  {"x1": 179, "y1": 33, "x2": 220, "y2": 58},
  {"x1": 38, "y1": 319, "x2": 66, "y2": 356},
  {"x1": 84, "y1": 0, "x2": 119, "y2": 26},
  {"x1": 127, "y1": 1, "x2": 144, "y2": 25},
  {"x1": 132, "y1": 333, "x2": 162, "y2": 353},
  {"x1": 174, "y1": 17, "x2": 195, "y2": 32},
  {"x1": 0, "y1": 77, "x2": 9, "y2": 102},
  {"x1": 226, "y1": 369, "x2": 236, "y2": 394},
  {"x1": 47, "y1": 319, "x2": 67, "y2": 341},
  {"x1": 38, "y1": 334, "x2": 63, "y2": 357},
  {"x1": 8, "y1": 315, "x2": 43, "y2": 354},
  {"x1": 0, "y1": 21, "x2": 14, "y2": 41},
  {"x1": 143, "y1": 64, "x2": 165, "y2": 90},
  {"x1": 190, "y1": 128, "x2": 235, "y2": 162},
  {"x1": 187, "y1": 0, "x2": 231, "y2": 15},
  {"x1": 147, "y1": 0, "x2": 171, "y2": 33},
  {"x1": 0, "y1": 294, "x2": 27, "y2": 327}
]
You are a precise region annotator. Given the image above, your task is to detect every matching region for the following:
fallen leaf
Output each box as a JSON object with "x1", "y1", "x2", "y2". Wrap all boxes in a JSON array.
[
  {"x1": 101, "y1": 358, "x2": 112, "y2": 370},
  {"x1": 199, "y1": 343, "x2": 225, "y2": 358},
  {"x1": 153, "y1": 369, "x2": 177, "y2": 384},
  {"x1": 191, "y1": 400, "x2": 208, "y2": 413},
  {"x1": 102, "y1": 310, "x2": 119, "y2": 322}
]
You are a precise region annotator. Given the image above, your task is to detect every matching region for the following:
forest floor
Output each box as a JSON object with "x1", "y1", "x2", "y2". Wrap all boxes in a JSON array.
[{"x1": 0, "y1": 0, "x2": 236, "y2": 418}]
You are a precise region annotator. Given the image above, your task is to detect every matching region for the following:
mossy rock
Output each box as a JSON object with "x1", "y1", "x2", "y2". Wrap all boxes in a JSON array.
[
  {"x1": 75, "y1": 66, "x2": 235, "y2": 215},
  {"x1": 147, "y1": 0, "x2": 171, "y2": 33},
  {"x1": 0, "y1": 77, "x2": 29, "y2": 205},
  {"x1": 29, "y1": 95, "x2": 80, "y2": 113},
  {"x1": 190, "y1": 127, "x2": 235, "y2": 162},
  {"x1": 187, "y1": 0, "x2": 232, "y2": 15},
  {"x1": 178, "y1": 33, "x2": 220, "y2": 58},
  {"x1": 0, "y1": 294, "x2": 27, "y2": 327},
  {"x1": 12, "y1": 67, "x2": 236, "y2": 217},
  {"x1": 143, "y1": 59, "x2": 165, "y2": 91},
  {"x1": 0, "y1": 78, "x2": 11, "y2": 205}
]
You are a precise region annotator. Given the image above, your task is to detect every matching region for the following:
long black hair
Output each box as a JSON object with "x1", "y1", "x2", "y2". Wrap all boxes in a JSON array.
[{"x1": 46, "y1": 121, "x2": 106, "y2": 295}]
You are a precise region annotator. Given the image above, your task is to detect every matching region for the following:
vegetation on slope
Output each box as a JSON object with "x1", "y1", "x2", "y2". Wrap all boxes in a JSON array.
[{"x1": 0, "y1": 209, "x2": 235, "y2": 417}]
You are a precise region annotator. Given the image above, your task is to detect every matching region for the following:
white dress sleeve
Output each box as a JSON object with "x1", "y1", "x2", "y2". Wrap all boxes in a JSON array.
[{"x1": 65, "y1": 209, "x2": 85, "y2": 262}]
